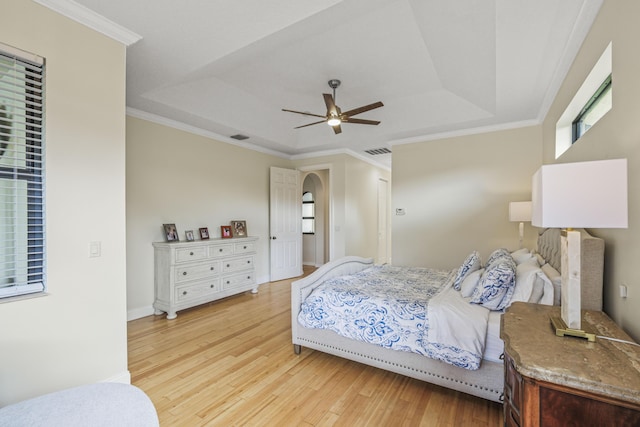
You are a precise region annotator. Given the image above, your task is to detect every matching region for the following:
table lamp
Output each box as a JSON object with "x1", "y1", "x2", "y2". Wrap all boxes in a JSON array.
[
  {"x1": 509, "y1": 201, "x2": 532, "y2": 249},
  {"x1": 531, "y1": 159, "x2": 628, "y2": 339}
]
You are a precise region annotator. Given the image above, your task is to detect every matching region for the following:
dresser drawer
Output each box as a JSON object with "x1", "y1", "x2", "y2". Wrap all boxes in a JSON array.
[
  {"x1": 222, "y1": 256, "x2": 253, "y2": 273},
  {"x1": 234, "y1": 241, "x2": 256, "y2": 254},
  {"x1": 222, "y1": 271, "x2": 254, "y2": 290},
  {"x1": 175, "y1": 246, "x2": 208, "y2": 263},
  {"x1": 175, "y1": 279, "x2": 221, "y2": 302},
  {"x1": 175, "y1": 261, "x2": 221, "y2": 283},
  {"x1": 153, "y1": 237, "x2": 258, "y2": 319},
  {"x1": 209, "y1": 244, "x2": 234, "y2": 258}
]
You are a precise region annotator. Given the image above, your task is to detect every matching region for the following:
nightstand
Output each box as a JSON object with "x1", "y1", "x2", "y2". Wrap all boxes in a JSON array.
[{"x1": 501, "y1": 302, "x2": 640, "y2": 427}]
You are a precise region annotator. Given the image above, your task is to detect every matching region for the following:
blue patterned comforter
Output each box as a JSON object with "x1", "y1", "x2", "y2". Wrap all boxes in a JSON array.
[{"x1": 297, "y1": 265, "x2": 489, "y2": 370}]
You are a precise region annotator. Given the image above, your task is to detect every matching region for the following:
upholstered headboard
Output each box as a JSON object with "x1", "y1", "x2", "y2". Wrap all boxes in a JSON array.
[{"x1": 536, "y1": 228, "x2": 604, "y2": 311}]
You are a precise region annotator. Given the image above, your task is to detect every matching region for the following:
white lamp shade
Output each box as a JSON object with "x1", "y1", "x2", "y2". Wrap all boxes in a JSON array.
[
  {"x1": 509, "y1": 201, "x2": 532, "y2": 222},
  {"x1": 532, "y1": 159, "x2": 628, "y2": 228}
]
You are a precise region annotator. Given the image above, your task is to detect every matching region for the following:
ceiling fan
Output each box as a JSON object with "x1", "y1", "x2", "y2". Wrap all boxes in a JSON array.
[{"x1": 282, "y1": 79, "x2": 383, "y2": 135}]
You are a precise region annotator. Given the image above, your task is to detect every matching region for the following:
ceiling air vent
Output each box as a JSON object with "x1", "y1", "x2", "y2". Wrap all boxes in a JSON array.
[
  {"x1": 230, "y1": 134, "x2": 249, "y2": 140},
  {"x1": 365, "y1": 147, "x2": 391, "y2": 155}
]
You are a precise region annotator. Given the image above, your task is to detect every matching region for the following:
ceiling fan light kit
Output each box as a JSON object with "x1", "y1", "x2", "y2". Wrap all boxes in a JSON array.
[
  {"x1": 327, "y1": 117, "x2": 341, "y2": 126},
  {"x1": 283, "y1": 79, "x2": 383, "y2": 135}
]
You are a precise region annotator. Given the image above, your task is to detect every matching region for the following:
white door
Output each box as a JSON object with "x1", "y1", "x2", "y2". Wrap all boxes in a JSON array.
[
  {"x1": 270, "y1": 167, "x2": 302, "y2": 281},
  {"x1": 377, "y1": 178, "x2": 389, "y2": 264}
]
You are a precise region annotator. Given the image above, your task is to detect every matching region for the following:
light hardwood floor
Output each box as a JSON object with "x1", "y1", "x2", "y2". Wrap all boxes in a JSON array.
[{"x1": 128, "y1": 268, "x2": 502, "y2": 426}]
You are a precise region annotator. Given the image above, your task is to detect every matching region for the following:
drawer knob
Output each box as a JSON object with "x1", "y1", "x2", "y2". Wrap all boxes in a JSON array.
[
  {"x1": 227, "y1": 264, "x2": 230, "y2": 267},
  {"x1": 210, "y1": 284, "x2": 214, "y2": 288},
  {"x1": 226, "y1": 281, "x2": 230, "y2": 284},
  {"x1": 247, "y1": 276, "x2": 251, "y2": 279},
  {"x1": 243, "y1": 246, "x2": 247, "y2": 249},
  {"x1": 210, "y1": 267, "x2": 214, "y2": 270},
  {"x1": 219, "y1": 249, "x2": 223, "y2": 252},
  {"x1": 190, "y1": 252, "x2": 194, "y2": 256},
  {"x1": 182, "y1": 272, "x2": 187, "y2": 276},
  {"x1": 182, "y1": 291, "x2": 187, "y2": 296},
  {"x1": 247, "y1": 260, "x2": 250, "y2": 264}
]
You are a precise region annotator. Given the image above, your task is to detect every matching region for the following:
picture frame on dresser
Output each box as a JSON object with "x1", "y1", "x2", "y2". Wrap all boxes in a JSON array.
[
  {"x1": 221, "y1": 225, "x2": 232, "y2": 239},
  {"x1": 231, "y1": 220, "x2": 247, "y2": 237},
  {"x1": 199, "y1": 227, "x2": 209, "y2": 240},
  {"x1": 163, "y1": 223, "x2": 179, "y2": 242},
  {"x1": 185, "y1": 230, "x2": 194, "y2": 241}
]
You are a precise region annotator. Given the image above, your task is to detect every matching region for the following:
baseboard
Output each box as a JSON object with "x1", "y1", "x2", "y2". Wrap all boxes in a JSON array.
[
  {"x1": 102, "y1": 370, "x2": 131, "y2": 385},
  {"x1": 127, "y1": 305, "x2": 155, "y2": 321},
  {"x1": 128, "y1": 276, "x2": 272, "y2": 321}
]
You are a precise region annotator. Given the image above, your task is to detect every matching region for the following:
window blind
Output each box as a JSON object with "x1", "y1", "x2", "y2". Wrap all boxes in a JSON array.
[{"x1": 0, "y1": 43, "x2": 45, "y2": 299}]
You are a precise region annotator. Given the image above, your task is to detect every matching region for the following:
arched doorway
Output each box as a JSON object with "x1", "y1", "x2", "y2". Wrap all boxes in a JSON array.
[{"x1": 302, "y1": 172, "x2": 327, "y2": 267}]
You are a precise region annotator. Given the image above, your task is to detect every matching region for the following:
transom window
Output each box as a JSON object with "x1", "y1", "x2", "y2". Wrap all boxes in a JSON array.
[
  {"x1": 0, "y1": 44, "x2": 46, "y2": 299},
  {"x1": 572, "y1": 74, "x2": 612, "y2": 142}
]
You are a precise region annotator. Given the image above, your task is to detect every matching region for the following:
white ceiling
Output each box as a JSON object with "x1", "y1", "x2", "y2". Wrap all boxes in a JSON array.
[{"x1": 43, "y1": 0, "x2": 602, "y2": 168}]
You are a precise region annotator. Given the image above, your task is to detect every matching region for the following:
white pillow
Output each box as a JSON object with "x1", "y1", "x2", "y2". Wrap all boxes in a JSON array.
[
  {"x1": 511, "y1": 248, "x2": 539, "y2": 266},
  {"x1": 538, "y1": 269, "x2": 555, "y2": 306},
  {"x1": 541, "y1": 263, "x2": 562, "y2": 305},
  {"x1": 511, "y1": 263, "x2": 539, "y2": 303},
  {"x1": 533, "y1": 252, "x2": 546, "y2": 266},
  {"x1": 460, "y1": 268, "x2": 484, "y2": 298},
  {"x1": 528, "y1": 275, "x2": 545, "y2": 304}
]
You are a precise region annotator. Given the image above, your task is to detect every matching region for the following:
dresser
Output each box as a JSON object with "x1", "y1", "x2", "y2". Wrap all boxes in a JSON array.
[
  {"x1": 153, "y1": 237, "x2": 258, "y2": 319},
  {"x1": 501, "y1": 302, "x2": 640, "y2": 426}
]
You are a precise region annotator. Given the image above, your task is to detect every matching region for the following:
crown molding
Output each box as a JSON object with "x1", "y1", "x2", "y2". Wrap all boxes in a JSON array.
[
  {"x1": 33, "y1": 0, "x2": 142, "y2": 46},
  {"x1": 126, "y1": 107, "x2": 290, "y2": 159},
  {"x1": 126, "y1": 108, "x2": 390, "y2": 171}
]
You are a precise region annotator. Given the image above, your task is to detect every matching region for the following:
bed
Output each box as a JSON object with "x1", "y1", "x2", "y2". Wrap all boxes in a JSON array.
[{"x1": 291, "y1": 228, "x2": 604, "y2": 402}]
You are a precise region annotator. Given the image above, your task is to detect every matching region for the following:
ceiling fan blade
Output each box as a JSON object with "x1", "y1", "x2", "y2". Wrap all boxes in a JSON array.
[
  {"x1": 343, "y1": 118, "x2": 380, "y2": 125},
  {"x1": 341, "y1": 101, "x2": 384, "y2": 117},
  {"x1": 294, "y1": 120, "x2": 326, "y2": 129},
  {"x1": 323, "y1": 93, "x2": 338, "y2": 115},
  {"x1": 332, "y1": 124, "x2": 342, "y2": 135},
  {"x1": 282, "y1": 109, "x2": 327, "y2": 119}
]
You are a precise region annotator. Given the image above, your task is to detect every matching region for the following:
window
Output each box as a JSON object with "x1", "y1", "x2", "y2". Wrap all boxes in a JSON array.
[
  {"x1": 0, "y1": 44, "x2": 45, "y2": 299},
  {"x1": 572, "y1": 74, "x2": 612, "y2": 142},
  {"x1": 555, "y1": 42, "x2": 612, "y2": 158},
  {"x1": 302, "y1": 191, "x2": 315, "y2": 234}
]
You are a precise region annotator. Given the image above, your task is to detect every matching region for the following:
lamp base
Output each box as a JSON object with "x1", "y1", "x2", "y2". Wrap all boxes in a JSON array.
[{"x1": 550, "y1": 316, "x2": 596, "y2": 342}]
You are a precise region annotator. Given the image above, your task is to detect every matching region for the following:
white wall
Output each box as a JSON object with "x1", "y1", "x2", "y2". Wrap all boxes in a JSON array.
[
  {"x1": 541, "y1": 0, "x2": 640, "y2": 340},
  {"x1": 125, "y1": 116, "x2": 293, "y2": 318},
  {"x1": 392, "y1": 126, "x2": 542, "y2": 269},
  {"x1": 0, "y1": 0, "x2": 129, "y2": 404}
]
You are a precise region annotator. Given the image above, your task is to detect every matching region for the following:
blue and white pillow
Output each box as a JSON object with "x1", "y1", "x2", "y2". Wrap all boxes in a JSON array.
[
  {"x1": 470, "y1": 260, "x2": 516, "y2": 310},
  {"x1": 485, "y1": 248, "x2": 512, "y2": 268},
  {"x1": 453, "y1": 251, "x2": 481, "y2": 291}
]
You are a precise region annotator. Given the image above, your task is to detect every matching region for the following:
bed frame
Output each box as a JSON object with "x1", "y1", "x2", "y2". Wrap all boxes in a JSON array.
[{"x1": 291, "y1": 228, "x2": 604, "y2": 402}]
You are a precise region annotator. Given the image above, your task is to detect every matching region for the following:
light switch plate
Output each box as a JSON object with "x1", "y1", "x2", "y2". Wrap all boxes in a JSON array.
[{"x1": 89, "y1": 241, "x2": 101, "y2": 258}]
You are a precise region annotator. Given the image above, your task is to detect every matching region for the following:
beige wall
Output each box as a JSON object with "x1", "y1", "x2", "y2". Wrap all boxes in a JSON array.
[
  {"x1": 0, "y1": 1, "x2": 129, "y2": 404},
  {"x1": 295, "y1": 153, "x2": 390, "y2": 262},
  {"x1": 127, "y1": 123, "x2": 390, "y2": 317},
  {"x1": 392, "y1": 126, "x2": 542, "y2": 269},
  {"x1": 345, "y1": 156, "x2": 391, "y2": 260},
  {"x1": 541, "y1": 0, "x2": 640, "y2": 340},
  {"x1": 126, "y1": 117, "x2": 292, "y2": 318}
]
